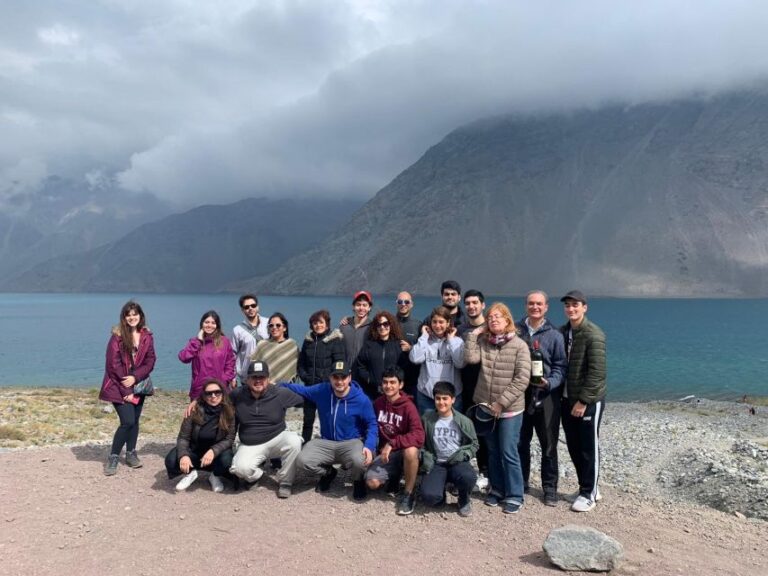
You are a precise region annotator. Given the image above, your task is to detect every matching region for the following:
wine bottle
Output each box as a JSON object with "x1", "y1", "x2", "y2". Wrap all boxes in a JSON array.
[{"x1": 531, "y1": 340, "x2": 544, "y2": 385}]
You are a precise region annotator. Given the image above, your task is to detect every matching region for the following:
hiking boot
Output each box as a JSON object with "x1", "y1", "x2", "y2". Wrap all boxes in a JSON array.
[
  {"x1": 277, "y1": 484, "x2": 292, "y2": 499},
  {"x1": 543, "y1": 492, "x2": 558, "y2": 507},
  {"x1": 571, "y1": 495, "x2": 596, "y2": 513},
  {"x1": 315, "y1": 467, "x2": 338, "y2": 493},
  {"x1": 503, "y1": 501, "x2": 522, "y2": 514},
  {"x1": 397, "y1": 492, "x2": 415, "y2": 516},
  {"x1": 353, "y1": 479, "x2": 368, "y2": 502},
  {"x1": 458, "y1": 498, "x2": 473, "y2": 518},
  {"x1": 208, "y1": 474, "x2": 224, "y2": 493},
  {"x1": 104, "y1": 454, "x2": 119, "y2": 476},
  {"x1": 175, "y1": 470, "x2": 198, "y2": 491},
  {"x1": 125, "y1": 450, "x2": 142, "y2": 468}
]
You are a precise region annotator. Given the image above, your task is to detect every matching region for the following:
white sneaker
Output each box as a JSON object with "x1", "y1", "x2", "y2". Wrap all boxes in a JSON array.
[
  {"x1": 571, "y1": 495, "x2": 596, "y2": 512},
  {"x1": 175, "y1": 470, "x2": 198, "y2": 491},
  {"x1": 566, "y1": 488, "x2": 602, "y2": 503},
  {"x1": 209, "y1": 474, "x2": 224, "y2": 493}
]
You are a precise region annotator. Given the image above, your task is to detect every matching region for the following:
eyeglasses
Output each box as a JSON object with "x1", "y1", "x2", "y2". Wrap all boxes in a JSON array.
[
  {"x1": 204, "y1": 390, "x2": 223, "y2": 397},
  {"x1": 242, "y1": 304, "x2": 258, "y2": 310},
  {"x1": 376, "y1": 321, "x2": 390, "y2": 328},
  {"x1": 396, "y1": 299, "x2": 411, "y2": 305},
  {"x1": 268, "y1": 323, "x2": 283, "y2": 329}
]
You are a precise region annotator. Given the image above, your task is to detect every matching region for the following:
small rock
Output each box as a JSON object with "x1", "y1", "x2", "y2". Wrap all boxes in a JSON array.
[
  {"x1": 179, "y1": 514, "x2": 186, "y2": 520},
  {"x1": 102, "y1": 404, "x2": 114, "y2": 414},
  {"x1": 543, "y1": 525, "x2": 624, "y2": 572},
  {"x1": 647, "y1": 547, "x2": 655, "y2": 553},
  {"x1": 734, "y1": 511, "x2": 746, "y2": 519}
]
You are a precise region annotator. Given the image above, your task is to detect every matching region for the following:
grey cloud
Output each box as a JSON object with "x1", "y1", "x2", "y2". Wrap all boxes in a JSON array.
[{"x1": 3, "y1": 1, "x2": 768, "y2": 209}]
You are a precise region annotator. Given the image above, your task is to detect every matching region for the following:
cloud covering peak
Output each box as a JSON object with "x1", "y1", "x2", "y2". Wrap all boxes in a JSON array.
[{"x1": 2, "y1": 0, "x2": 768, "y2": 209}]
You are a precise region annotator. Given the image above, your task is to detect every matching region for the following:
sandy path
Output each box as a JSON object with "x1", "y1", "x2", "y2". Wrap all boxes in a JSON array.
[{"x1": 1, "y1": 442, "x2": 765, "y2": 576}]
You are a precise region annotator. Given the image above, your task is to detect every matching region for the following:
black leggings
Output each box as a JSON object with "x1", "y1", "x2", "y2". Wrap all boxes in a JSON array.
[{"x1": 110, "y1": 396, "x2": 145, "y2": 455}]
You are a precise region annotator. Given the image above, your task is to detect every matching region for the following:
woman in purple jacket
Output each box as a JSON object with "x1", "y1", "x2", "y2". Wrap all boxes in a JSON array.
[
  {"x1": 178, "y1": 310, "x2": 236, "y2": 400},
  {"x1": 99, "y1": 301, "x2": 156, "y2": 476}
]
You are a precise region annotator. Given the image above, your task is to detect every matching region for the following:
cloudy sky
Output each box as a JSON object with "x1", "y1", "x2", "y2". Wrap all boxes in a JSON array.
[{"x1": 2, "y1": 0, "x2": 768, "y2": 210}]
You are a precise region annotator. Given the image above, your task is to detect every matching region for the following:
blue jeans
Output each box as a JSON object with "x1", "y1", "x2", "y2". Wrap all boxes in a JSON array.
[
  {"x1": 485, "y1": 412, "x2": 524, "y2": 504},
  {"x1": 416, "y1": 390, "x2": 463, "y2": 416}
]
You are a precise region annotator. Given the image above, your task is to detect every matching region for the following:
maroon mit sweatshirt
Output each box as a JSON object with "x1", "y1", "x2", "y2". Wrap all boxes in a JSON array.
[{"x1": 373, "y1": 392, "x2": 425, "y2": 451}]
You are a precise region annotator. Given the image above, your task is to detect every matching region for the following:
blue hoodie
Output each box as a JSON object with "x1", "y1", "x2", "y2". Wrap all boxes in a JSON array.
[{"x1": 281, "y1": 381, "x2": 378, "y2": 452}]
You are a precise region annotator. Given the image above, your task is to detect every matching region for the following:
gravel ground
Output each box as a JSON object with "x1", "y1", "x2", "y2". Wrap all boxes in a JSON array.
[{"x1": 1, "y1": 396, "x2": 766, "y2": 575}]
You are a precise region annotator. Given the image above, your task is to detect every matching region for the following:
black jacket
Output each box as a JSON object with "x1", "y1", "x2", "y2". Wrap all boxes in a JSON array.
[
  {"x1": 298, "y1": 328, "x2": 345, "y2": 384},
  {"x1": 353, "y1": 338, "x2": 408, "y2": 399}
]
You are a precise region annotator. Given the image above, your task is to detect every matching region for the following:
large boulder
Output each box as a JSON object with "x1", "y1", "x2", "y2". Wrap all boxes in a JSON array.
[{"x1": 543, "y1": 524, "x2": 624, "y2": 572}]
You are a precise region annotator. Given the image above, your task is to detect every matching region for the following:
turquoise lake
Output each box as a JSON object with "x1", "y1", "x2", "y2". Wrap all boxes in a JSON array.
[{"x1": 1, "y1": 293, "x2": 766, "y2": 402}]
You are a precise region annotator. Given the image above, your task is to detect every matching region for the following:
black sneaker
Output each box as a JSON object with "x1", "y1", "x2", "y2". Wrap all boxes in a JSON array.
[
  {"x1": 544, "y1": 492, "x2": 558, "y2": 507},
  {"x1": 353, "y1": 479, "x2": 368, "y2": 501},
  {"x1": 270, "y1": 458, "x2": 283, "y2": 471},
  {"x1": 397, "y1": 492, "x2": 415, "y2": 515},
  {"x1": 315, "y1": 467, "x2": 338, "y2": 493},
  {"x1": 385, "y1": 476, "x2": 403, "y2": 496},
  {"x1": 104, "y1": 454, "x2": 119, "y2": 476},
  {"x1": 125, "y1": 450, "x2": 142, "y2": 468}
]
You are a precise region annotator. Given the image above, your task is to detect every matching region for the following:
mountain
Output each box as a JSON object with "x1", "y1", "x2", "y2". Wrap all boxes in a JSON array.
[
  {"x1": 2, "y1": 197, "x2": 362, "y2": 292},
  {"x1": 250, "y1": 90, "x2": 768, "y2": 297},
  {"x1": 0, "y1": 175, "x2": 171, "y2": 280}
]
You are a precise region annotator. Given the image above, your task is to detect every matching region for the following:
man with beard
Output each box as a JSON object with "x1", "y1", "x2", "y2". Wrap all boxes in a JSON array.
[
  {"x1": 424, "y1": 280, "x2": 465, "y2": 328},
  {"x1": 231, "y1": 294, "x2": 268, "y2": 387},
  {"x1": 395, "y1": 291, "x2": 420, "y2": 396}
]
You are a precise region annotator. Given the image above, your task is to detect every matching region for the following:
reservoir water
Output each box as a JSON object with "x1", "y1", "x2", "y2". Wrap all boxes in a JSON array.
[{"x1": 1, "y1": 293, "x2": 766, "y2": 402}]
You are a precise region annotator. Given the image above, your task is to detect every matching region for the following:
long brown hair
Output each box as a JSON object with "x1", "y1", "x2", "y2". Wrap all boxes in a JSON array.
[
  {"x1": 199, "y1": 310, "x2": 223, "y2": 348},
  {"x1": 367, "y1": 310, "x2": 403, "y2": 341},
  {"x1": 119, "y1": 301, "x2": 146, "y2": 357},
  {"x1": 193, "y1": 379, "x2": 235, "y2": 433}
]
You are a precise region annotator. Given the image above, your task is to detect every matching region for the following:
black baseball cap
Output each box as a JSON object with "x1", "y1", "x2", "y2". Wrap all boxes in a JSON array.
[
  {"x1": 246, "y1": 360, "x2": 269, "y2": 378},
  {"x1": 330, "y1": 360, "x2": 350, "y2": 377},
  {"x1": 560, "y1": 290, "x2": 587, "y2": 304}
]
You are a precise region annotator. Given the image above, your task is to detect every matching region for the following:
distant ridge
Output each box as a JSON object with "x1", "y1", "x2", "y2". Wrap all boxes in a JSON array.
[
  {"x1": 250, "y1": 90, "x2": 768, "y2": 297},
  {"x1": 3, "y1": 197, "x2": 362, "y2": 292}
]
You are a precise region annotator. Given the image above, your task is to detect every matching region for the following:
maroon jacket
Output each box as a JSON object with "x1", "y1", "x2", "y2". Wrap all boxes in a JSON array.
[
  {"x1": 372, "y1": 392, "x2": 424, "y2": 451},
  {"x1": 99, "y1": 328, "x2": 156, "y2": 404}
]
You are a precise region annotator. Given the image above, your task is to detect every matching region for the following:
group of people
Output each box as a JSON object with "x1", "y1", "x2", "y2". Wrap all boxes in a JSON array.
[{"x1": 98, "y1": 282, "x2": 606, "y2": 517}]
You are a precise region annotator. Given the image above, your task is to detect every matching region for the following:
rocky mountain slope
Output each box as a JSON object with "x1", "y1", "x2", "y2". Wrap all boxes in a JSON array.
[
  {"x1": 3, "y1": 197, "x2": 362, "y2": 292},
  {"x1": 252, "y1": 90, "x2": 768, "y2": 296}
]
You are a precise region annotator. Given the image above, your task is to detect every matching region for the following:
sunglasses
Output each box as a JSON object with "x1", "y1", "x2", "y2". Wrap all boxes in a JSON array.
[
  {"x1": 376, "y1": 321, "x2": 390, "y2": 328},
  {"x1": 396, "y1": 299, "x2": 411, "y2": 305},
  {"x1": 242, "y1": 304, "x2": 258, "y2": 310},
  {"x1": 268, "y1": 323, "x2": 284, "y2": 329},
  {"x1": 204, "y1": 390, "x2": 223, "y2": 397}
]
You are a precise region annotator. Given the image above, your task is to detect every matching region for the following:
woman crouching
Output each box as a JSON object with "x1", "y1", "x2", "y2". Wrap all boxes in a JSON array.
[{"x1": 165, "y1": 379, "x2": 236, "y2": 492}]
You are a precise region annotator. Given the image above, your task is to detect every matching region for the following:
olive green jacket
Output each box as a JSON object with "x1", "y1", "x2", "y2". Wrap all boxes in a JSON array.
[
  {"x1": 420, "y1": 409, "x2": 479, "y2": 474},
  {"x1": 560, "y1": 317, "x2": 606, "y2": 405}
]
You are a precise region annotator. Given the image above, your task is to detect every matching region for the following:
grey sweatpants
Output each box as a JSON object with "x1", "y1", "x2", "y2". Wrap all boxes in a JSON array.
[{"x1": 297, "y1": 438, "x2": 366, "y2": 480}]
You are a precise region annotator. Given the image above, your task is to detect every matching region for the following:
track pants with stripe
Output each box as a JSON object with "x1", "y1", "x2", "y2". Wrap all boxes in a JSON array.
[{"x1": 561, "y1": 399, "x2": 604, "y2": 500}]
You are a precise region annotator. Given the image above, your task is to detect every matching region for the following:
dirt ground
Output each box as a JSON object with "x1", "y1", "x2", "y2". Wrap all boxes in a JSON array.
[{"x1": 1, "y1": 442, "x2": 765, "y2": 576}]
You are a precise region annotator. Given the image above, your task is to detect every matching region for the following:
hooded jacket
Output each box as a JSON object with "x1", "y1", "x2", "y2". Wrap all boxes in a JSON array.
[
  {"x1": 281, "y1": 380, "x2": 378, "y2": 452},
  {"x1": 298, "y1": 329, "x2": 345, "y2": 384},
  {"x1": 373, "y1": 392, "x2": 424, "y2": 451},
  {"x1": 99, "y1": 327, "x2": 156, "y2": 404},
  {"x1": 178, "y1": 335, "x2": 236, "y2": 400},
  {"x1": 409, "y1": 333, "x2": 466, "y2": 398}
]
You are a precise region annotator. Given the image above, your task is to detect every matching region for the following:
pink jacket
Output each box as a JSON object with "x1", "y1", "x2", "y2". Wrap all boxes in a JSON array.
[
  {"x1": 178, "y1": 335, "x2": 236, "y2": 399},
  {"x1": 99, "y1": 328, "x2": 156, "y2": 404}
]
